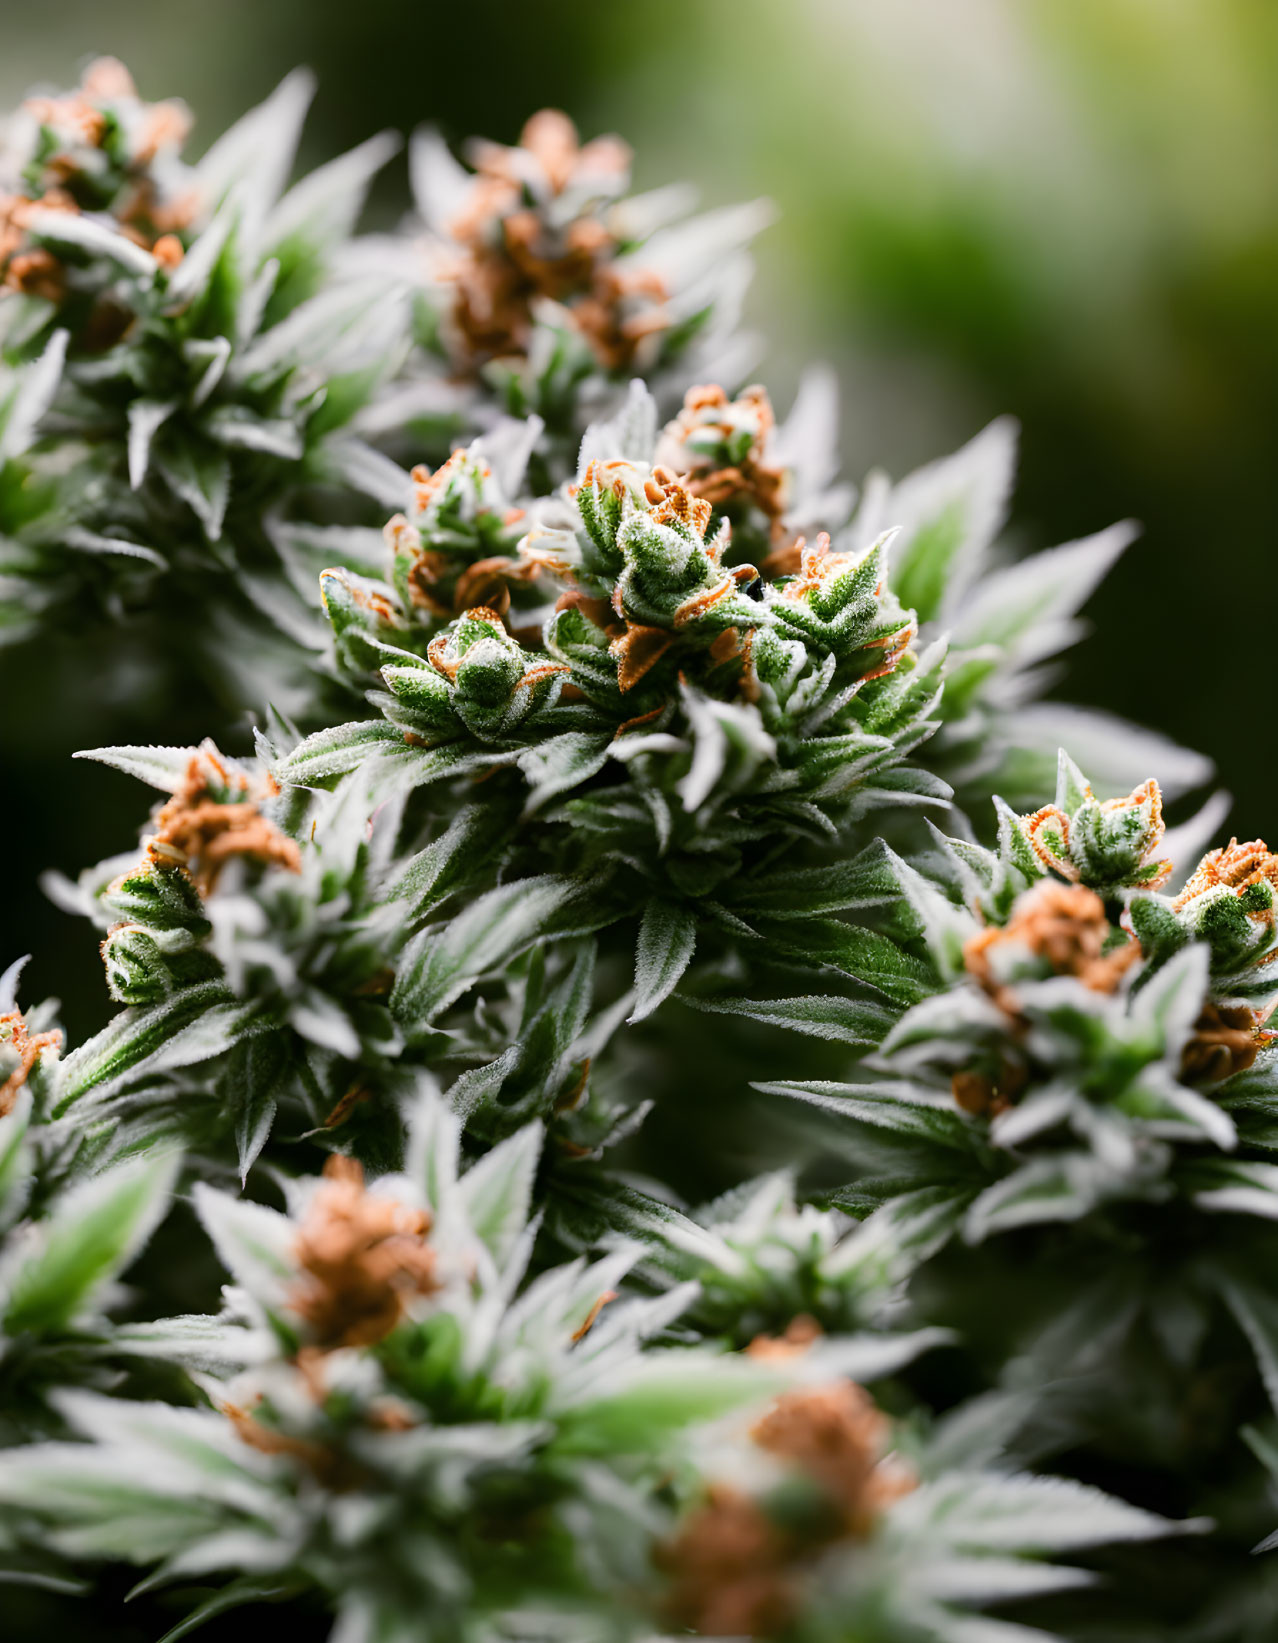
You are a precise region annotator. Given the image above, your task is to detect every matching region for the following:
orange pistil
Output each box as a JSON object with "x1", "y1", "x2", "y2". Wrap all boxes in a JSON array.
[
  {"x1": 672, "y1": 575, "x2": 744, "y2": 629},
  {"x1": 322, "y1": 568, "x2": 400, "y2": 627},
  {"x1": 23, "y1": 60, "x2": 191, "y2": 167},
  {"x1": 964, "y1": 881, "x2": 1139, "y2": 1009},
  {"x1": 572, "y1": 264, "x2": 669, "y2": 372},
  {"x1": 659, "y1": 1379, "x2": 914, "y2": 1637},
  {"x1": 1021, "y1": 804, "x2": 1074, "y2": 877},
  {"x1": 386, "y1": 513, "x2": 454, "y2": 618},
  {"x1": 611, "y1": 622, "x2": 675, "y2": 692},
  {"x1": 555, "y1": 588, "x2": 616, "y2": 629},
  {"x1": 223, "y1": 1397, "x2": 360, "y2": 1491},
  {"x1": 0, "y1": 1013, "x2": 62, "y2": 1117},
  {"x1": 0, "y1": 194, "x2": 73, "y2": 299},
  {"x1": 151, "y1": 232, "x2": 184, "y2": 270},
  {"x1": 1173, "y1": 838, "x2": 1278, "y2": 913},
  {"x1": 774, "y1": 531, "x2": 838, "y2": 603},
  {"x1": 752, "y1": 1381, "x2": 917, "y2": 1537},
  {"x1": 427, "y1": 606, "x2": 511, "y2": 680},
  {"x1": 708, "y1": 627, "x2": 743, "y2": 666},
  {"x1": 224, "y1": 1401, "x2": 330, "y2": 1469},
  {"x1": 386, "y1": 456, "x2": 541, "y2": 618},
  {"x1": 519, "y1": 659, "x2": 570, "y2": 691},
  {"x1": 951, "y1": 1061, "x2": 1027, "y2": 1119},
  {"x1": 859, "y1": 618, "x2": 918, "y2": 682},
  {"x1": 143, "y1": 749, "x2": 301, "y2": 895},
  {"x1": 645, "y1": 467, "x2": 715, "y2": 538},
  {"x1": 553, "y1": 1057, "x2": 592, "y2": 1113},
  {"x1": 452, "y1": 554, "x2": 541, "y2": 617},
  {"x1": 366, "y1": 1397, "x2": 417, "y2": 1432},
  {"x1": 410, "y1": 451, "x2": 486, "y2": 513},
  {"x1": 474, "y1": 109, "x2": 631, "y2": 199},
  {"x1": 1024, "y1": 778, "x2": 1171, "y2": 890},
  {"x1": 1, "y1": 246, "x2": 65, "y2": 301},
  {"x1": 774, "y1": 530, "x2": 915, "y2": 679},
  {"x1": 322, "y1": 1083, "x2": 375, "y2": 1130},
  {"x1": 658, "y1": 384, "x2": 790, "y2": 542},
  {"x1": 1181, "y1": 1002, "x2": 1275, "y2": 1085},
  {"x1": 658, "y1": 1485, "x2": 798, "y2": 1638},
  {"x1": 131, "y1": 98, "x2": 191, "y2": 167},
  {"x1": 290, "y1": 1155, "x2": 440, "y2": 1351},
  {"x1": 777, "y1": 532, "x2": 892, "y2": 615},
  {"x1": 570, "y1": 1289, "x2": 618, "y2": 1343},
  {"x1": 437, "y1": 110, "x2": 663, "y2": 373},
  {"x1": 745, "y1": 1314, "x2": 822, "y2": 1363},
  {"x1": 2, "y1": 60, "x2": 195, "y2": 304}
]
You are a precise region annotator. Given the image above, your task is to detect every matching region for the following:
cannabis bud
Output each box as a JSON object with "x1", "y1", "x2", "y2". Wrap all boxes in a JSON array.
[
  {"x1": 0, "y1": 56, "x2": 192, "y2": 326},
  {"x1": 1021, "y1": 761, "x2": 1172, "y2": 897},
  {"x1": 0, "y1": 57, "x2": 1246, "y2": 1643}
]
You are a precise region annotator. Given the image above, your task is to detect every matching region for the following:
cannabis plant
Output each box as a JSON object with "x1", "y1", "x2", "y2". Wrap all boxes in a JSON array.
[
  {"x1": 3, "y1": 52, "x2": 1275, "y2": 1643},
  {"x1": 0, "y1": 1082, "x2": 1183, "y2": 1641}
]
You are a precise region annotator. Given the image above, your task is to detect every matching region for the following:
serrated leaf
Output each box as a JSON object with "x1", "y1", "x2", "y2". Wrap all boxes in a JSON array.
[
  {"x1": 759, "y1": 1079, "x2": 973, "y2": 1149},
  {"x1": 113, "y1": 1312, "x2": 263, "y2": 1376},
  {"x1": 755, "y1": 916, "x2": 934, "y2": 1006},
  {"x1": 1188, "y1": 1159, "x2": 1278, "y2": 1220},
  {"x1": 683, "y1": 993, "x2": 895, "y2": 1045},
  {"x1": 154, "y1": 440, "x2": 231, "y2": 541},
  {"x1": 269, "y1": 130, "x2": 399, "y2": 259},
  {"x1": 227, "y1": 1037, "x2": 288, "y2": 1186},
  {"x1": 548, "y1": 1177, "x2": 728, "y2": 1275},
  {"x1": 3, "y1": 1152, "x2": 178, "y2": 1336},
  {"x1": 72, "y1": 744, "x2": 202, "y2": 793},
  {"x1": 557, "y1": 1354, "x2": 782, "y2": 1453},
  {"x1": 630, "y1": 900, "x2": 697, "y2": 1024},
  {"x1": 61, "y1": 528, "x2": 166, "y2": 569},
  {"x1": 857, "y1": 1183, "x2": 975, "y2": 1261},
  {"x1": 404, "y1": 1077, "x2": 461, "y2": 1212},
  {"x1": 392, "y1": 875, "x2": 614, "y2": 1032},
  {"x1": 127, "y1": 400, "x2": 177, "y2": 490},
  {"x1": 205, "y1": 408, "x2": 303, "y2": 460},
  {"x1": 389, "y1": 803, "x2": 511, "y2": 918},
  {"x1": 22, "y1": 208, "x2": 158, "y2": 277},
  {"x1": 191, "y1": 1184, "x2": 296, "y2": 1312},
  {"x1": 0, "y1": 1445, "x2": 238, "y2": 1562},
  {"x1": 162, "y1": 200, "x2": 237, "y2": 312},
  {"x1": 0, "y1": 328, "x2": 66, "y2": 460},
  {"x1": 1129, "y1": 943, "x2": 1208, "y2": 1055},
  {"x1": 153, "y1": 1577, "x2": 304, "y2": 1643},
  {"x1": 881, "y1": 846, "x2": 975, "y2": 981},
  {"x1": 196, "y1": 68, "x2": 314, "y2": 222},
  {"x1": 445, "y1": 1045, "x2": 521, "y2": 1123},
  {"x1": 963, "y1": 1157, "x2": 1105, "y2": 1241},
  {"x1": 518, "y1": 731, "x2": 612, "y2": 815},
  {"x1": 676, "y1": 685, "x2": 775, "y2": 813},
  {"x1": 271, "y1": 720, "x2": 408, "y2": 789},
  {"x1": 909, "y1": 1470, "x2": 1187, "y2": 1553},
  {"x1": 723, "y1": 843, "x2": 902, "y2": 918},
  {"x1": 457, "y1": 1122, "x2": 543, "y2": 1271},
  {"x1": 55, "y1": 985, "x2": 240, "y2": 1109},
  {"x1": 952, "y1": 523, "x2": 1137, "y2": 674},
  {"x1": 578, "y1": 379, "x2": 658, "y2": 469},
  {"x1": 0, "y1": 1089, "x2": 32, "y2": 1222}
]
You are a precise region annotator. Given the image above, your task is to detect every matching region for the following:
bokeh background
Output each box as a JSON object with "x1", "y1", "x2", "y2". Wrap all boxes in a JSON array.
[{"x1": 4, "y1": 0, "x2": 1277, "y2": 1044}]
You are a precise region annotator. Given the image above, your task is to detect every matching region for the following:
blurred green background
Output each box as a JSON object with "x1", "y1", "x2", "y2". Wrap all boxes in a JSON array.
[{"x1": 4, "y1": 0, "x2": 1278, "y2": 1050}]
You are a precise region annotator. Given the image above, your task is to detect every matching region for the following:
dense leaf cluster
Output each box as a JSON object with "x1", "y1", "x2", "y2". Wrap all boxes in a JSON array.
[{"x1": 2, "y1": 55, "x2": 1274, "y2": 1643}]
